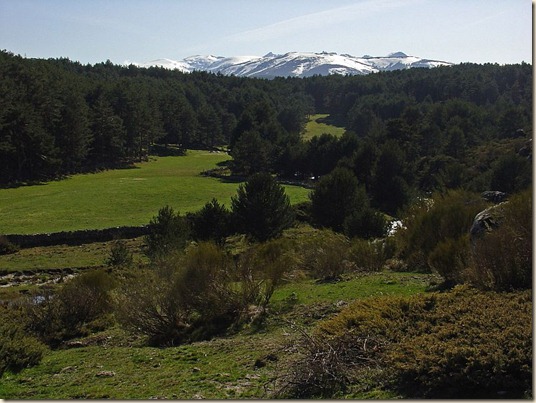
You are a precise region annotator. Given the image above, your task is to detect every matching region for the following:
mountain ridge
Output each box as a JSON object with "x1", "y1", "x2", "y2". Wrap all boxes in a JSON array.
[{"x1": 129, "y1": 51, "x2": 453, "y2": 78}]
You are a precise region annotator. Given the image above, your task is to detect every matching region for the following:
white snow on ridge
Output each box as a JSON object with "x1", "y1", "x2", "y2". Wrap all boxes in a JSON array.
[
  {"x1": 128, "y1": 51, "x2": 452, "y2": 78},
  {"x1": 130, "y1": 58, "x2": 192, "y2": 72}
]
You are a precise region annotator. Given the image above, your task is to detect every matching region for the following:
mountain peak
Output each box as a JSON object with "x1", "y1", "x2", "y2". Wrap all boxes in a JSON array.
[
  {"x1": 131, "y1": 51, "x2": 452, "y2": 78},
  {"x1": 387, "y1": 51, "x2": 408, "y2": 58}
]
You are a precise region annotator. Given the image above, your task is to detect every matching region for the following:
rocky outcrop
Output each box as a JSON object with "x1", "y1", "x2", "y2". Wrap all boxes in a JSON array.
[{"x1": 470, "y1": 203, "x2": 506, "y2": 242}]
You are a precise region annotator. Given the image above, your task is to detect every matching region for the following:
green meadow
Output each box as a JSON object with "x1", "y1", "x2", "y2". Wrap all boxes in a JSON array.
[
  {"x1": 302, "y1": 113, "x2": 346, "y2": 141},
  {"x1": 0, "y1": 150, "x2": 310, "y2": 234}
]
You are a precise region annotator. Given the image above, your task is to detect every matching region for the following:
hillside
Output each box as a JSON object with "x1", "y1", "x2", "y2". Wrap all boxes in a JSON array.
[{"x1": 0, "y1": 52, "x2": 531, "y2": 399}]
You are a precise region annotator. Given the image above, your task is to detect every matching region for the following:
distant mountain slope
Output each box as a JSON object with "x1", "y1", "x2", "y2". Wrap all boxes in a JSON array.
[{"x1": 131, "y1": 51, "x2": 452, "y2": 77}]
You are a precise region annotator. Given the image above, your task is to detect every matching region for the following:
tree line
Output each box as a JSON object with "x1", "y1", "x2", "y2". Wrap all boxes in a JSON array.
[
  {"x1": 0, "y1": 50, "x2": 531, "y2": 220},
  {"x1": 0, "y1": 50, "x2": 312, "y2": 183}
]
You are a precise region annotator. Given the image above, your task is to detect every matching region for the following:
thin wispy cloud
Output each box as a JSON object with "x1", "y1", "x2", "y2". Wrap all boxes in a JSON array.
[
  {"x1": 216, "y1": 0, "x2": 425, "y2": 46},
  {"x1": 458, "y1": 9, "x2": 509, "y2": 30}
]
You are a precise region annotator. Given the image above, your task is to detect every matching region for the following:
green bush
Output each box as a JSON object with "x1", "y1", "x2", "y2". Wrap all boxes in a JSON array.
[
  {"x1": 188, "y1": 198, "x2": 232, "y2": 244},
  {"x1": 25, "y1": 270, "x2": 115, "y2": 346},
  {"x1": 231, "y1": 172, "x2": 295, "y2": 242},
  {"x1": 394, "y1": 190, "x2": 486, "y2": 275},
  {"x1": 174, "y1": 242, "x2": 240, "y2": 330},
  {"x1": 466, "y1": 189, "x2": 532, "y2": 290},
  {"x1": 427, "y1": 234, "x2": 471, "y2": 283},
  {"x1": 347, "y1": 238, "x2": 386, "y2": 272},
  {"x1": 0, "y1": 307, "x2": 46, "y2": 376},
  {"x1": 145, "y1": 205, "x2": 190, "y2": 261},
  {"x1": 0, "y1": 236, "x2": 19, "y2": 255},
  {"x1": 114, "y1": 266, "x2": 186, "y2": 346},
  {"x1": 237, "y1": 237, "x2": 298, "y2": 307},
  {"x1": 296, "y1": 228, "x2": 352, "y2": 280},
  {"x1": 343, "y1": 207, "x2": 387, "y2": 240},
  {"x1": 106, "y1": 239, "x2": 133, "y2": 268},
  {"x1": 115, "y1": 241, "x2": 282, "y2": 346},
  {"x1": 316, "y1": 286, "x2": 532, "y2": 398}
]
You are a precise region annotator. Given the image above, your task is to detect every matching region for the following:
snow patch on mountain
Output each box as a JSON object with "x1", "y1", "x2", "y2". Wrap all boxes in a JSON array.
[{"x1": 129, "y1": 51, "x2": 452, "y2": 78}]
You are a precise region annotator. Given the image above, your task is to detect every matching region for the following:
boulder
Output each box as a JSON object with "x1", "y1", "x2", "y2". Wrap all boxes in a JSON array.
[
  {"x1": 517, "y1": 138, "x2": 532, "y2": 160},
  {"x1": 470, "y1": 203, "x2": 506, "y2": 242}
]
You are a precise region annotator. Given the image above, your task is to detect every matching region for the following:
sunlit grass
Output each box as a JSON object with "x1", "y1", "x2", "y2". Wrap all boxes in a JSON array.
[
  {"x1": 0, "y1": 271, "x2": 435, "y2": 399},
  {"x1": 0, "y1": 150, "x2": 310, "y2": 234},
  {"x1": 0, "y1": 237, "x2": 147, "y2": 272},
  {"x1": 302, "y1": 113, "x2": 346, "y2": 141}
]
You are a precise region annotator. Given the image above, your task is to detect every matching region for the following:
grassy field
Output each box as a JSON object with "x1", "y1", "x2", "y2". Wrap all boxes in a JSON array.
[
  {"x1": 302, "y1": 113, "x2": 346, "y2": 141},
  {"x1": 0, "y1": 237, "x2": 147, "y2": 273},
  {"x1": 0, "y1": 150, "x2": 311, "y2": 234},
  {"x1": 0, "y1": 271, "x2": 435, "y2": 399}
]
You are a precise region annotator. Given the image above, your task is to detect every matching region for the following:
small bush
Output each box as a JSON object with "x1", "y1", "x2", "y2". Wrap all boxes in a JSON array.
[
  {"x1": 274, "y1": 329, "x2": 385, "y2": 399},
  {"x1": 25, "y1": 270, "x2": 115, "y2": 346},
  {"x1": 347, "y1": 238, "x2": 387, "y2": 272},
  {"x1": 174, "y1": 242, "x2": 240, "y2": 332},
  {"x1": 115, "y1": 241, "x2": 282, "y2": 346},
  {"x1": 106, "y1": 239, "x2": 133, "y2": 268},
  {"x1": 237, "y1": 237, "x2": 298, "y2": 308},
  {"x1": 394, "y1": 190, "x2": 486, "y2": 275},
  {"x1": 0, "y1": 236, "x2": 19, "y2": 255},
  {"x1": 145, "y1": 205, "x2": 189, "y2": 261},
  {"x1": 427, "y1": 234, "x2": 471, "y2": 283},
  {"x1": 0, "y1": 307, "x2": 46, "y2": 376},
  {"x1": 59, "y1": 270, "x2": 115, "y2": 325},
  {"x1": 114, "y1": 266, "x2": 185, "y2": 346},
  {"x1": 297, "y1": 228, "x2": 352, "y2": 280},
  {"x1": 466, "y1": 189, "x2": 532, "y2": 290},
  {"x1": 188, "y1": 198, "x2": 232, "y2": 244}
]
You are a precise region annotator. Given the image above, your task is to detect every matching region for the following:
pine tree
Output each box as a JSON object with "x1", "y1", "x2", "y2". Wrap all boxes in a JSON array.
[
  {"x1": 310, "y1": 167, "x2": 368, "y2": 231},
  {"x1": 231, "y1": 173, "x2": 294, "y2": 241}
]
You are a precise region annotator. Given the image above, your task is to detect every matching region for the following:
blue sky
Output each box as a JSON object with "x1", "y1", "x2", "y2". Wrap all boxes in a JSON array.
[{"x1": 0, "y1": 0, "x2": 532, "y2": 65}]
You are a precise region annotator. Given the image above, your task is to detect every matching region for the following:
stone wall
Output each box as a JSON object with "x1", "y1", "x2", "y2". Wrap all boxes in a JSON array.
[{"x1": 5, "y1": 225, "x2": 151, "y2": 248}]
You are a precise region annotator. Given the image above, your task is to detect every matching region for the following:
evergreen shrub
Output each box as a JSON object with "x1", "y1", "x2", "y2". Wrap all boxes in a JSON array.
[
  {"x1": 315, "y1": 286, "x2": 532, "y2": 398},
  {"x1": 466, "y1": 188, "x2": 532, "y2": 290},
  {"x1": 106, "y1": 239, "x2": 133, "y2": 268},
  {"x1": 394, "y1": 190, "x2": 486, "y2": 277},
  {"x1": 0, "y1": 307, "x2": 47, "y2": 376},
  {"x1": 145, "y1": 205, "x2": 189, "y2": 261}
]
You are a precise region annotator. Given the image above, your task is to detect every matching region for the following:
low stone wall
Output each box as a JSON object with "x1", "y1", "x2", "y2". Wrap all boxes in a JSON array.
[{"x1": 4, "y1": 225, "x2": 151, "y2": 248}]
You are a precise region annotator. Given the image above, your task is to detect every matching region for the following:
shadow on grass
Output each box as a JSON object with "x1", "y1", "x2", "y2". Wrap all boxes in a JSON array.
[
  {"x1": 216, "y1": 160, "x2": 232, "y2": 167},
  {"x1": 315, "y1": 115, "x2": 346, "y2": 128},
  {"x1": 215, "y1": 175, "x2": 245, "y2": 184},
  {"x1": 0, "y1": 163, "x2": 141, "y2": 189},
  {"x1": 0, "y1": 180, "x2": 49, "y2": 189}
]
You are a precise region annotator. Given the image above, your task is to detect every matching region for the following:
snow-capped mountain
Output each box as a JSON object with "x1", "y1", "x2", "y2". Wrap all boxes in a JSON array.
[{"x1": 131, "y1": 51, "x2": 452, "y2": 78}]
